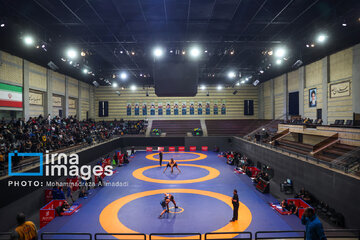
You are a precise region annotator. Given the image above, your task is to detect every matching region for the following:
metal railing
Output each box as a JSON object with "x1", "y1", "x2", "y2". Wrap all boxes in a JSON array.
[
  {"x1": 35, "y1": 230, "x2": 360, "y2": 240},
  {"x1": 149, "y1": 233, "x2": 201, "y2": 240},
  {"x1": 95, "y1": 233, "x2": 146, "y2": 240},
  {"x1": 204, "y1": 232, "x2": 252, "y2": 240},
  {"x1": 41, "y1": 232, "x2": 92, "y2": 240}
]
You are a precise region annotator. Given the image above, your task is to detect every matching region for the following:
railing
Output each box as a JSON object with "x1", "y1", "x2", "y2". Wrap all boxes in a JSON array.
[
  {"x1": 149, "y1": 233, "x2": 201, "y2": 240},
  {"x1": 95, "y1": 233, "x2": 146, "y2": 240},
  {"x1": 41, "y1": 232, "x2": 92, "y2": 240},
  {"x1": 205, "y1": 232, "x2": 252, "y2": 240},
  {"x1": 33, "y1": 230, "x2": 359, "y2": 240},
  {"x1": 244, "y1": 113, "x2": 287, "y2": 139},
  {"x1": 0, "y1": 232, "x2": 11, "y2": 240}
]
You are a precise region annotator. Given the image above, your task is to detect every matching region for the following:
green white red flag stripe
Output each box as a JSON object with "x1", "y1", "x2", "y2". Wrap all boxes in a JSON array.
[{"x1": 0, "y1": 83, "x2": 23, "y2": 108}]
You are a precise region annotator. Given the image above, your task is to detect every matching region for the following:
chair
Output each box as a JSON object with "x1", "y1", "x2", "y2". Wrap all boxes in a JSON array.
[{"x1": 345, "y1": 120, "x2": 353, "y2": 126}]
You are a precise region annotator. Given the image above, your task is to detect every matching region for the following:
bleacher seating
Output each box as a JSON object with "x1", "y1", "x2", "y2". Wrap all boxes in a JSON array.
[
  {"x1": 151, "y1": 120, "x2": 201, "y2": 136},
  {"x1": 206, "y1": 119, "x2": 272, "y2": 136}
]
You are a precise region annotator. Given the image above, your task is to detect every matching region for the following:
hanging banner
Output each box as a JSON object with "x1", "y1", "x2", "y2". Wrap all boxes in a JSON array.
[
  {"x1": 150, "y1": 102, "x2": 156, "y2": 115},
  {"x1": 174, "y1": 102, "x2": 179, "y2": 115},
  {"x1": 0, "y1": 83, "x2": 23, "y2": 108},
  {"x1": 158, "y1": 102, "x2": 163, "y2": 115},
  {"x1": 134, "y1": 103, "x2": 140, "y2": 116},
  {"x1": 142, "y1": 102, "x2": 147, "y2": 115},
  {"x1": 213, "y1": 101, "x2": 218, "y2": 115},
  {"x1": 182, "y1": 101, "x2": 187, "y2": 115},
  {"x1": 221, "y1": 100, "x2": 226, "y2": 115},
  {"x1": 166, "y1": 102, "x2": 171, "y2": 115},
  {"x1": 190, "y1": 102, "x2": 195, "y2": 115},
  {"x1": 198, "y1": 102, "x2": 203, "y2": 115},
  {"x1": 206, "y1": 101, "x2": 210, "y2": 115},
  {"x1": 126, "y1": 103, "x2": 131, "y2": 116}
]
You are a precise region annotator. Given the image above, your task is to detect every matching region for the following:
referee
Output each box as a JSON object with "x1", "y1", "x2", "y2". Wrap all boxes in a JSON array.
[
  {"x1": 230, "y1": 189, "x2": 239, "y2": 222},
  {"x1": 159, "y1": 151, "x2": 163, "y2": 166}
]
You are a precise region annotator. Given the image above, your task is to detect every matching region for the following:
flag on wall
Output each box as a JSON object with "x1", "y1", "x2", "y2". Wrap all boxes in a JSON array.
[{"x1": 0, "y1": 83, "x2": 23, "y2": 108}]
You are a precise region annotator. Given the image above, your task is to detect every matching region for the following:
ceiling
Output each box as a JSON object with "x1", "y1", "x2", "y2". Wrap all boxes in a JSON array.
[{"x1": 0, "y1": 0, "x2": 359, "y2": 87}]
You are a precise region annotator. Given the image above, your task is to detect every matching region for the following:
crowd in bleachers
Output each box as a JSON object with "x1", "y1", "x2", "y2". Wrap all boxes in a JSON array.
[{"x1": 0, "y1": 115, "x2": 146, "y2": 170}]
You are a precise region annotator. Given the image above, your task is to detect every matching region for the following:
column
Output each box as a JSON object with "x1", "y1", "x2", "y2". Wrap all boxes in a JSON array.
[
  {"x1": 283, "y1": 73, "x2": 288, "y2": 120},
  {"x1": 258, "y1": 84, "x2": 264, "y2": 119},
  {"x1": 44, "y1": 69, "x2": 53, "y2": 116},
  {"x1": 23, "y1": 60, "x2": 30, "y2": 120},
  {"x1": 299, "y1": 66, "x2": 305, "y2": 117},
  {"x1": 64, "y1": 76, "x2": 69, "y2": 117},
  {"x1": 322, "y1": 56, "x2": 329, "y2": 124},
  {"x1": 270, "y1": 79, "x2": 275, "y2": 119},
  {"x1": 77, "y1": 83, "x2": 81, "y2": 120},
  {"x1": 353, "y1": 44, "x2": 360, "y2": 113}
]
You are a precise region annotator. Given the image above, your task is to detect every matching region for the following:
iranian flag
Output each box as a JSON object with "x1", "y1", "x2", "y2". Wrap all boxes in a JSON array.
[{"x1": 0, "y1": 83, "x2": 23, "y2": 108}]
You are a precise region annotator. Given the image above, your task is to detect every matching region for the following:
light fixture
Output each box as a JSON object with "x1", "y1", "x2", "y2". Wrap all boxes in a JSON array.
[
  {"x1": 66, "y1": 48, "x2": 78, "y2": 59},
  {"x1": 316, "y1": 34, "x2": 327, "y2": 43},
  {"x1": 311, "y1": 43, "x2": 315, "y2": 47},
  {"x1": 235, "y1": 82, "x2": 240, "y2": 86},
  {"x1": 245, "y1": 77, "x2": 249, "y2": 81},
  {"x1": 276, "y1": 59, "x2": 282, "y2": 65},
  {"x1": 81, "y1": 51, "x2": 86, "y2": 57},
  {"x1": 0, "y1": 23, "x2": 5, "y2": 28},
  {"x1": 112, "y1": 82, "x2": 118, "y2": 88},
  {"x1": 200, "y1": 85, "x2": 206, "y2": 90},
  {"x1": 153, "y1": 47, "x2": 164, "y2": 58},
  {"x1": 275, "y1": 47, "x2": 286, "y2": 58},
  {"x1": 217, "y1": 85, "x2": 223, "y2": 90},
  {"x1": 268, "y1": 50, "x2": 273, "y2": 56},
  {"x1": 306, "y1": 44, "x2": 310, "y2": 48},
  {"x1": 259, "y1": 70, "x2": 264, "y2": 74},
  {"x1": 241, "y1": 80, "x2": 245, "y2": 84},
  {"x1": 23, "y1": 35, "x2": 34, "y2": 46},
  {"x1": 228, "y1": 71, "x2": 236, "y2": 79},
  {"x1": 204, "y1": 50, "x2": 208, "y2": 53},
  {"x1": 83, "y1": 68, "x2": 88, "y2": 74},
  {"x1": 120, "y1": 72, "x2": 127, "y2": 80},
  {"x1": 182, "y1": 50, "x2": 186, "y2": 55},
  {"x1": 190, "y1": 47, "x2": 201, "y2": 58},
  {"x1": 130, "y1": 85, "x2": 137, "y2": 91}
]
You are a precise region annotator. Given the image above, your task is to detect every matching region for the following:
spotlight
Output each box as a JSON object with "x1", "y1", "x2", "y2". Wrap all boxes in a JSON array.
[
  {"x1": 241, "y1": 80, "x2": 245, "y2": 84},
  {"x1": 306, "y1": 44, "x2": 310, "y2": 48},
  {"x1": 121, "y1": 87, "x2": 125, "y2": 90},
  {"x1": 268, "y1": 50, "x2": 273, "y2": 56},
  {"x1": 23, "y1": 36, "x2": 34, "y2": 46},
  {"x1": 81, "y1": 51, "x2": 86, "y2": 57},
  {"x1": 253, "y1": 80, "x2": 260, "y2": 86},
  {"x1": 275, "y1": 47, "x2": 286, "y2": 58},
  {"x1": 204, "y1": 50, "x2": 208, "y2": 53},
  {"x1": 83, "y1": 68, "x2": 88, "y2": 74},
  {"x1": 0, "y1": 23, "x2": 5, "y2": 28},
  {"x1": 217, "y1": 85, "x2": 223, "y2": 90},
  {"x1": 112, "y1": 82, "x2": 118, "y2": 88},
  {"x1": 228, "y1": 71, "x2": 236, "y2": 79},
  {"x1": 120, "y1": 72, "x2": 127, "y2": 80},
  {"x1": 259, "y1": 70, "x2": 264, "y2": 74},
  {"x1": 235, "y1": 82, "x2": 240, "y2": 86},
  {"x1": 276, "y1": 59, "x2": 282, "y2": 65},
  {"x1": 182, "y1": 50, "x2": 186, "y2": 55},
  {"x1": 130, "y1": 85, "x2": 137, "y2": 91},
  {"x1": 153, "y1": 47, "x2": 164, "y2": 58},
  {"x1": 190, "y1": 47, "x2": 201, "y2": 58},
  {"x1": 230, "y1": 50, "x2": 234, "y2": 55},
  {"x1": 66, "y1": 48, "x2": 78, "y2": 59},
  {"x1": 131, "y1": 51, "x2": 135, "y2": 55},
  {"x1": 316, "y1": 34, "x2": 327, "y2": 43},
  {"x1": 200, "y1": 85, "x2": 206, "y2": 90},
  {"x1": 311, "y1": 43, "x2": 315, "y2": 47},
  {"x1": 245, "y1": 77, "x2": 249, "y2": 81}
]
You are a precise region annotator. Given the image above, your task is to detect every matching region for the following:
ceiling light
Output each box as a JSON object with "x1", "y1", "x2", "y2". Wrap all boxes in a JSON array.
[
  {"x1": 112, "y1": 82, "x2": 118, "y2": 88},
  {"x1": 311, "y1": 43, "x2": 315, "y2": 47},
  {"x1": 120, "y1": 72, "x2": 127, "y2": 80},
  {"x1": 306, "y1": 44, "x2": 310, "y2": 48},
  {"x1": 275, "y1": 47, "x2": 286, "y2": 58},
  {"x1": 276, "y1": 59, "x2": 282, "y2": 65},
  {"x1": 204, "y1": 50, "x2": 208, "y2": 53},
  {"x1": 259, "y1": 70, "x2": 264, "y2": 74},
  {"x1": 235, "y1": 82, "x2": 240, "y2": 86},
  {"x1": 66, "y1": 48, "x2": 78, "y2": 59},
  {"x1": 182, "y1": 50, "x2": 186, "y2": 55},
  {"x1": 217, "y1": 85, "x2": 223, "y2": 90},
  {"x1": 81, "y1": 51, "x2": 86, "y2": 57},
  {"x1": 245, "y1": 77, "x2": 249, "y2": 81},
  {"x1": 23, "y1": 36, "x2": 34, "y2": 46},
  {"x1": 190, "y1": 47, "x2": 201, "y2": 58},
  {"x1": 0, "y1": 23, "x2": 5, "y2": 28},
  {"x1": 241, "y1": 80, "x2": 245, "y2": 84},
  {"x1": 228, "y1": 71, "x2": 236, "y2": 79},
  {"x1": 268, "y1": 50, "x2": 273, "y2": 56},
  {"x1": 153, "y1": 47, "x2": 164, "y2": 58},
  {"x1": 130, "y1": 85, "x2": 137, "y2": 91},
  {"x1": 83, "y1": 68, "x2": 88, "y2": 74},
  {"x1": 200, "y1": 85, "x2": 206, "y2": 90},
  {"x1": 316, "y1": 34, "x2": 327, "y2": 43}
]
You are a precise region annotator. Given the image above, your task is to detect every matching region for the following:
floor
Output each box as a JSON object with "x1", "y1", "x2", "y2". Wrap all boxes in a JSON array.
[{"x1": 39, "y1": 151, "x2": 305, "y2": 239}]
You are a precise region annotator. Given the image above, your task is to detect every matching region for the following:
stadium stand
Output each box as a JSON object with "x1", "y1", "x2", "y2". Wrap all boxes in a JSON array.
[
  {"x1": 151, "y1": 120, "x2": 201, "y2": 136},
  {"x1": 206, "y1": 119, "x2": 272, "y2": 136}
]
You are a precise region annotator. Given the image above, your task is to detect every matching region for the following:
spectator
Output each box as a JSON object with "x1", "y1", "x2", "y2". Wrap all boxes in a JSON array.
[
  {"x1": 12, "y1": 213, "x2": 37, "y2": 240},
  {"x1": 287, "y1": 201, "x2": 299, "y2": 215},
  {"x1": 301, "y1": 208, "x2": 326, "y2": 240},
  {"x1": 55, "y1": 201, "x2": 70, "y2": 216}
]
